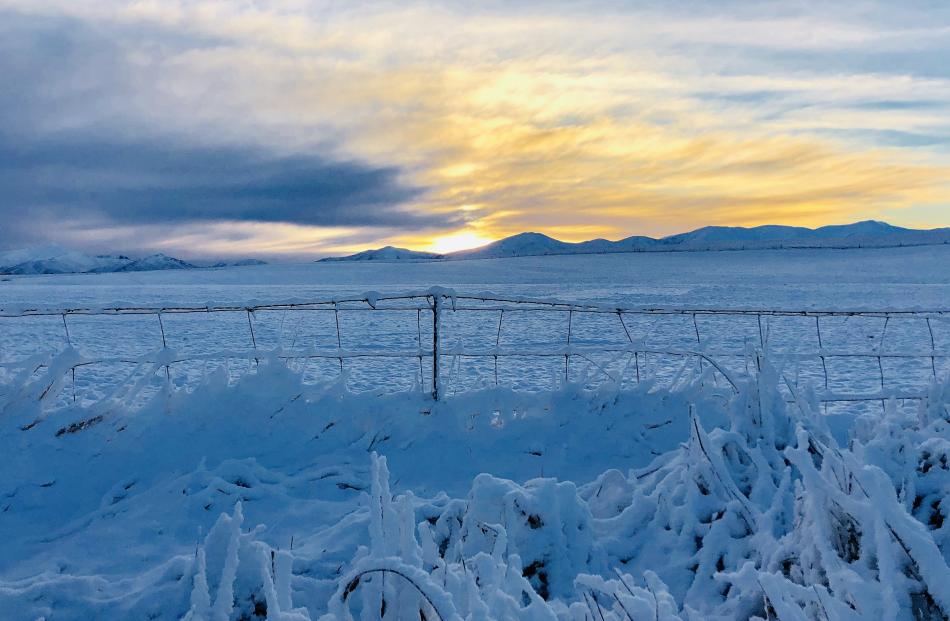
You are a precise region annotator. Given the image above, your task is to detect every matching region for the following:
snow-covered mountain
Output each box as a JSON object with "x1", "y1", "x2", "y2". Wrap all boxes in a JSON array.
[
  {"x1": 659, "y1": 220, "x2": 913, "y2": 245},
  {"x1": 114, "y1": 253, "x2": 195, "y2": 272},
  {"x1": 322, "y1": 220, "x2": 949, "y2": 261},
  {"x1": 318, "y1": 246, "x2": 443, "y2": 262},
  {"x1": 0, "y1": 246, "x2": 136, "y2": 275},
  {"x1": 0, "y1": 247, "x2": 199, "y2": 275},
  {"x1": 450, "y1": 232, "x2": 573, "y2": 259}
]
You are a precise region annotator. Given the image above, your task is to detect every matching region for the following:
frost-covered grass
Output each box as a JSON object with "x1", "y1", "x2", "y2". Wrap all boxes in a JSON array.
[{"x1": 1, "y1": 356, "x2": 949, "y2": 620}]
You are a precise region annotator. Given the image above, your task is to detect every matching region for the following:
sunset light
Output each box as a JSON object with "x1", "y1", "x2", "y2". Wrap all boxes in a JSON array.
[{"x1": 424, "y1": 231, "x2": 495, "y2": 254}]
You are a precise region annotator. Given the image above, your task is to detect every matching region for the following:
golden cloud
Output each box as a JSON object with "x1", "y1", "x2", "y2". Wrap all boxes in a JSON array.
[{"x1": 10, "y1": 1, "x2": 948, "y2": 253}]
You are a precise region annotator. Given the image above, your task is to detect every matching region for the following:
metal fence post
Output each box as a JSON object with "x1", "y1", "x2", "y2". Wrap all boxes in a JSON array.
[
  {"x1": 564, "y1": 309, "x2": 573, "y2": 384},
  {"x1": 926, "y1": 317, "x2": 937, "y2": 378},
  {"x1": 157, "y1": 311, "x2": 171, "y2": 382},
  {"x1": 62, "y1": 313, "x2": 76, "y2": 402},
  {"x1": 432, "y1": 295, "x2": 440, "y2": 401}
]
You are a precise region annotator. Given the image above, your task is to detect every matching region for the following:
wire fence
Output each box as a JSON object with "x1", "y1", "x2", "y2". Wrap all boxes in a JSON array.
[{"x1": 1, "y1": 290, "x2": 948, "y2": 416}]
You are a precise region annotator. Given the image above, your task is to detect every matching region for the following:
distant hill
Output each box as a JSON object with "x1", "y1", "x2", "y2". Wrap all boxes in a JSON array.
[
  {"x1": 318, "y1": 246, "x2": 443, "y2": 262},
  {"x1": 0, "y1": 246, "x2": 139, "y2": 275},
  {"x1": 0, "y1": 247, "x2": 264, "y2": 275},
  {"x1": 320, "y1": 220, "x2": 950, "y2": 261},
  {"x1": 114, "y1": 253, "x2": 195, "y2": 272},
  {"x1": 211, "y1": 259, "x2": 268, "y2": 268}
]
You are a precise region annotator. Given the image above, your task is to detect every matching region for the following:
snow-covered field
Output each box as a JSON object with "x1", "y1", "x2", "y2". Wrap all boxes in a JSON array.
[
  {"x1": 2, "y1": 246, "x2": 949, "y2": 620},
  {"x1": 2, "y1": 245, "x2": 949, "y2": 309}
]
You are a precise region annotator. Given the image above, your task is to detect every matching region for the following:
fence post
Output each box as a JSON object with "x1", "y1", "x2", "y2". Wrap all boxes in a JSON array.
[
  {"x1": 431, "y1": 295, "x2": 440, "y2": 401},
  {"x1": 564, "y1": 309, "x2": 573, "y2": 384},
  {"x1": 494, "y1": 309, "x2": 504, "y2": 386},
  {"x1": 62, "y1": 313, "x2": 76, "y2": 402},
  {"x1": 334, "y1": 303, "x2": 344, "y2": 373},
  {"x1": 157, "y1": 312, "x2": 171, "y2": 382},
  {"x1": 927, "y1": 317, "x2": 937, "y2": 378},
  {"x1": 246, "y1": 309, "x2": 259, "y2": 366},
  {"x1": 692, "y1": 313, "x2": 704, "y2": 380}
]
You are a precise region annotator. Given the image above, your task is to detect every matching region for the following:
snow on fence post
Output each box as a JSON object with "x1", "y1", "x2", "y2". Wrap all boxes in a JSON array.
[{"x1": 431, "y1": 294, "x2": 440, "y2": 401}]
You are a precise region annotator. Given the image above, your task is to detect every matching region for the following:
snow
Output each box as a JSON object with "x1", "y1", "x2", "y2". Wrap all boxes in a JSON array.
[
  {"x1": 1, "y1": 246, "x2": 949, "y2": 620},
  {"x1": 3, "y1": 361, "x2": 946, "y2": 619}
]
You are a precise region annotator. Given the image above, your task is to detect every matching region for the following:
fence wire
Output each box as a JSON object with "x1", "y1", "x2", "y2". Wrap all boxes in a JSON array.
[{"x1": 1, "y1": 291, "x2": 948, "y2": 416}]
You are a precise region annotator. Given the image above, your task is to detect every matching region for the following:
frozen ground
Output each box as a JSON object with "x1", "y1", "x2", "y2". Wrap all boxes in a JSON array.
[{"x1": 1, "y1": 246, "x2": 949, "y2": 620}]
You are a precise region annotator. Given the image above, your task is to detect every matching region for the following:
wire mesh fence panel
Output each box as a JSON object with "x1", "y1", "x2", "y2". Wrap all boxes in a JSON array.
[{"x1": 0, "y1": 291, "x2": 947, "y2": 415}]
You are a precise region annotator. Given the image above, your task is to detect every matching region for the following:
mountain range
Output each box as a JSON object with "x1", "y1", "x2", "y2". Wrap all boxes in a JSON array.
[
  {"x1": 0, "y1": 246, "x2": 266, "y2": 275},
  {"x1": 320, "y1": 221, "x2": 950, "y2": 262},
  {"x1": 3, "y1": 221, "x2": 946, "y2": 274}
]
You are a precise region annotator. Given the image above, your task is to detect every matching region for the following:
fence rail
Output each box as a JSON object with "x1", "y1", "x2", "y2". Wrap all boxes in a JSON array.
[{"x1": 1, "y1": 290, "x2": 948, "y2": 413}]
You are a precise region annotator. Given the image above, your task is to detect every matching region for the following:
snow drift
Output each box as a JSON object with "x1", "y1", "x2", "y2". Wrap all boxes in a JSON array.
[{"x1": 2, "y1": 352, "x2": 949, "y2": 620}]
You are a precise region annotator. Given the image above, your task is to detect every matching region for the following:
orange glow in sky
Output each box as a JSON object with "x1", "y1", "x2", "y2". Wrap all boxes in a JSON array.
[
  {"x1": 5, "y1": 1, "x2": 950, "y2": 258},
  {"x1": 423, "y1": 231, "x2": 496, "y2": 254}
]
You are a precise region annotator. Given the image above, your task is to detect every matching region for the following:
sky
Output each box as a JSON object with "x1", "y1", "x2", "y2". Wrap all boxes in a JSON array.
[{"x1": 1, "y1": 0, "x2": 949, "y2": 259}]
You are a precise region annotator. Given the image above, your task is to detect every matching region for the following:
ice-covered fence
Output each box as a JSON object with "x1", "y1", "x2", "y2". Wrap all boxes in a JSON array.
[{"x1": 1, "y1": 289, "x2": 948, "y2": 414}]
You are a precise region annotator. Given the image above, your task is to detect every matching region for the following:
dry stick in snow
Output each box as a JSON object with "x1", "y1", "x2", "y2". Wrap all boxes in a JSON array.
[{"x1": 341, "y1": 568, "x2": 447, "y2": 621}]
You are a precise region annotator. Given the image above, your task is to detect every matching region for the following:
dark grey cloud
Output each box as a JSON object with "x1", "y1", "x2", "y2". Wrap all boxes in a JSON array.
[
  {"x1": 0, "y1": 9, "x2": 445, "y2": 251},
  {"x1": 0, "y1": 131, "x2": 429, "y2": 225}
]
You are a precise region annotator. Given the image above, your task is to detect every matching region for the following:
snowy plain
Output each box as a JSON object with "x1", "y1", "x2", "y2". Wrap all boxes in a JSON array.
[
  {"x1": 1, "y1": 245, "x2": 949, "y2": 620},
  {"x1": 2, "y1": 244, "x2": 949, "y2": 309}
]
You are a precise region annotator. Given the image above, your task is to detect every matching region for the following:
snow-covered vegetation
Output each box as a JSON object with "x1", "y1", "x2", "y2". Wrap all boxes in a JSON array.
[
  {"x1": 1, "y1": 352, "x2": 948, "y2": 619},
  {"x1": 1, "y1": 248, "x2": 949, "y2": 620}
]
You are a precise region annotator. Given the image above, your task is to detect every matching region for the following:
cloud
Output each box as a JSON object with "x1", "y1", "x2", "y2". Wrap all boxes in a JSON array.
[
  {"x1": 0, "y1": 7, "x2": 444, "y2": 253},
  {"x1": 1, "y1": 1, "x2": 948, "y2": 256},
  {"x1": 0, "y1": 131, "x2": 429, "y2": 226}
]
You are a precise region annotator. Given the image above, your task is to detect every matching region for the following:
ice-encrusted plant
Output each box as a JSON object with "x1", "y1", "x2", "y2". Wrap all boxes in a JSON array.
[{"x1": 318, "y1": 362, "x2": 950, "y2": 620}]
